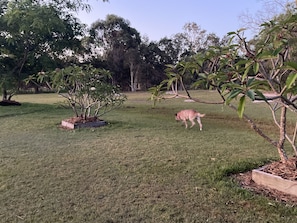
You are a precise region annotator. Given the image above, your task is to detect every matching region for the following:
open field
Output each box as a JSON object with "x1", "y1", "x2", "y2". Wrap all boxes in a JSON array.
[{"x1": 1, "y1": 91, "x2": 296, "y2": 222}]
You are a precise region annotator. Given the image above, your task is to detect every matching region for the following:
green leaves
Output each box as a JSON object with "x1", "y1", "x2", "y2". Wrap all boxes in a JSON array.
[
  {"x1": 148, "y1": 84, "x2": 166, "y2": 107},
  {"x1": 284, "y1": 61, "x2": 297, "y2": 71},
  {"x1": 226, "y1": 89, "x2": 242, "y2": 104},
  {"x1": 237, "y1": 95, "x2": 246, "y2": 118},
  {"x1": 283, "y1": 62, "x2": 297, "y2": 92},
  {"x1": 246, "y1": 89, "x2": 255, "y2": 101},
  {"x1": 35, "y1": 65, "x2": 126, "y2": 119},
  {"x1": 286, "y1": 73, "x2": 297, "y2": 90},
  {"x1": 224, "y1": 88, "x2": 248, "y2": 118},
  {"x1": 0, "y1": 0, "x2": 87, "y2": 97},
  {"x1": 253, "y1": 62, "x2": 259, "y2": 74}
]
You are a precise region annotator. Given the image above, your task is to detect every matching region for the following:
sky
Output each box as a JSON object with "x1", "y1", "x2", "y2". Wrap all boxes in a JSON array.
[{"x1": 77, "y1": 0, "x2": 265, "y2": 41}]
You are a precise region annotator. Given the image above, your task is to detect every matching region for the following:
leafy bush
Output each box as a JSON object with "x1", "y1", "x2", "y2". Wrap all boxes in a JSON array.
[{"x1": 32, "y1": 65, "x2": 126, "y2": 119}]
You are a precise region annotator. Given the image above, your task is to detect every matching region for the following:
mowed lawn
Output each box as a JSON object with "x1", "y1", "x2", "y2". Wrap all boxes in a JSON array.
[{"x1": 1, "y1": 91, "x2": 296, "y2": 222}]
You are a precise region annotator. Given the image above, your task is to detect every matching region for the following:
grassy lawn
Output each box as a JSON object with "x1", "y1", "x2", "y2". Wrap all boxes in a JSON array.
[{"x1": 1, "y1": 91, "x2": 296, "y2": 222}]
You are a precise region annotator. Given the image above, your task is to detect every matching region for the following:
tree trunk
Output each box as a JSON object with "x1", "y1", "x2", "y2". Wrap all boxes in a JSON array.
[
  {"x1": 129, "y1": 62, "x2": 140, "y2": 92},
  {"x1": 130, "y1": 63, "x2": 136, "y2": 92},
  {"x1": 34, "y1": 85, "x2": 39, "y2": 94},
  {"x1": 278, "y1": 106, "x2": 288, "y2": 163},
  {"x1": 2, "y1": 89, "x2": 7, "y2": 101}
]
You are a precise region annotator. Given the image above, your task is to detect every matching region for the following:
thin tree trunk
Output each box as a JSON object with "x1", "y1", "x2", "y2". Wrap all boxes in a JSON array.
[
  {"x1": 292, "y1": 121, "x2": 297, "y2": 156},
  {"x1": 129, "y1": 63, "x2": 136, "y2": 92},
  {"x1": 278, "y1": 106, "x2": 288, "y2": 163},
  {"x1": 179, "y1": 77, "x2": 191, "y2": 99},
  {"x1": 2, "y1": 89, "x2": 7, "y2": 101}
]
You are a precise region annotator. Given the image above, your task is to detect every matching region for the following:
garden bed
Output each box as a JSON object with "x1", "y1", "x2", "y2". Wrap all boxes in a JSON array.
[
  {"x1": 61, "y1": 116, "x2": 107, "y2": 129},
  {"x1": 252, "y1": 168, "x2": 297, "y2": 197},
  {"x1": 235, "y1": 157, "x2": 297, "y2": 204}
]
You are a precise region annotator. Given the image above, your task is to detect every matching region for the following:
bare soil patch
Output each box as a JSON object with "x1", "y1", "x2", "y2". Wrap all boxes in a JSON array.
[{"x1": 234, "y1": 157, "x2": 297, "y2": 205}]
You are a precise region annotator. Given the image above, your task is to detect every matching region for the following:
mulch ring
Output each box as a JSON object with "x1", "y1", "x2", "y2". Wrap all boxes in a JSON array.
[
  {"x1": 233, "y1": 157, "x2": 297, "y2": 205},
  {"x1": 63, "y1": 116, "x2": 99, "y2": 124}
]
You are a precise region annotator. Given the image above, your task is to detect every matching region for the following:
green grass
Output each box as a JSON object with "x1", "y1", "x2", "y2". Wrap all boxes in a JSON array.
[{"x1": 1, "y1": 91, "x2": 296, "y2": 223}]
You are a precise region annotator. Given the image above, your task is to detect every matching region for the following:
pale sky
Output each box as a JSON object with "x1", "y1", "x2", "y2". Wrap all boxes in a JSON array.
[{"x1": 77, "y1": 0, "x2": 267, "y2": 41}]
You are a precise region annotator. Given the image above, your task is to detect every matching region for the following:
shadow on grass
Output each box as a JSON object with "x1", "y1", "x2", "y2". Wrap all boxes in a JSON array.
[
  {"x1": 201, "y1": 158, "x2": 275, "y2": 183},
  {"x1": 0, "y1": 103, "x2": 66, "y2": 119}
]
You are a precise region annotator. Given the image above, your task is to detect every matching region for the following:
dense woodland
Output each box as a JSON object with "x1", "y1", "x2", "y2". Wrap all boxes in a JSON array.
[
  {"x1": 0, "y1": 0, "x2": 296, "y2": 98},
  {"x1": 0, "y1": 0, "x2": 232, "y2": 98}
]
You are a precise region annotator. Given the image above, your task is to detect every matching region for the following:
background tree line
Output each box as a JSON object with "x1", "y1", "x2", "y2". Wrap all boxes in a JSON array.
[{"x1": 0, "y1": 0, "x2": 224, "y2": 101}]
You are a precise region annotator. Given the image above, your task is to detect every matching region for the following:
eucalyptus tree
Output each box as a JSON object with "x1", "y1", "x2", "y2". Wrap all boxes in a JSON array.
[
  {"x1": 89, "y1": 14, "x2": 142, "y2": 91},
  {"x1": 183, "y1": 22, "x2": 207, "y2": 53},
  {"x1": 158, "y1": 37, "x2": 180, "y2": 65},
  {"x1": 148, "y1": 23, "x2": 222, "y2": 100},
  {"x1": 132, "y1": 40, "x2": 166, "y2": 89},
  {"x1": 171, "y1": 22, "x2": 221, "y2": 62}
]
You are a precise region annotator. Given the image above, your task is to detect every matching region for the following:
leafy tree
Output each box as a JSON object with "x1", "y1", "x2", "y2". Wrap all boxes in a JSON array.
[
  {"x1": 28, "y1": 65, "x2": 126, "y2": 119},
  {"x1": 163, "y1": 62, "x2": 192, "y2": 97},
  {"x1": 0, "y1": 0, "x2": 109, "y2": 101},
  {"x1": 183, "y1": 22, "x2": 207, "y2": 53},
  {"x1": 158, "y1": 37, "x2": 181, "y2": 65},
  {"x1": 150, "y1": 9, "x2": 297, "y2": 164},
  {"x1": 140, "y1": 39, "x2": 175, "y2": 88},
  {"x1": 89, "y1": 14, "x2": 142, "y2": 91},
  {"x1": 0, "y1": 0, "x2": 87, "y2": 101}
]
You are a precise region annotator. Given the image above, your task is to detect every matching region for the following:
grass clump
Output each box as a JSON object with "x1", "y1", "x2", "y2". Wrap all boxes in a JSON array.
[{"x1": 0, "y1": 91, "x2": 296, "y2": 222}]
